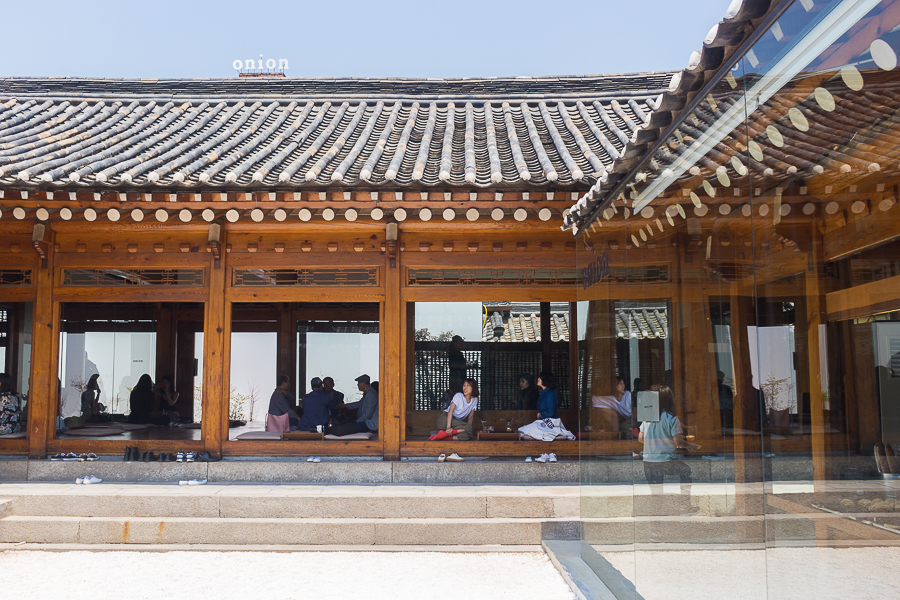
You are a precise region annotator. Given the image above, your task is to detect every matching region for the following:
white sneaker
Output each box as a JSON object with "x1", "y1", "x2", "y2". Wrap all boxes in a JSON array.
[
  {"x1": 188, "y1": 479, "x2": 207, "y2": 486},
  {"x1": 307, "y1": 456, "x2": 315, "y2": 462},
  {"x1": 446, "y1": 453, "x2": 464, "y2": 462},
  {"x1": 525, "y1": 457, "x2": 533, "y2": 463},
  {"x1": 178, "y1": 481, "x2": 189, "y2": 486},
  {"x1": 312, "y1": 457, "x2": 321, "y2": 463},
  {"x1": 437, "y1": 454, "x2": 446, "y2": 462},
  {"x1": 82, "y1": 475, "x2": 102, "y2": 484},
  {"x1": 535, "y1": 454, "x2": 549, "y2": 463},
  {"x1": 75, "y1": 477, "x2": 84, "y2": 484},
  {"x1": 548, "y1": 453, "x2": 558, "y2": 463}
]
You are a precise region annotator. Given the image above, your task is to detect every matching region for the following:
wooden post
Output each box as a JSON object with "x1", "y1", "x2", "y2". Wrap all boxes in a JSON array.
[
  {"x1": 28, "y1": 234, "x2": 57, "y2": 458},
  {"x1": 155, "y1": 304, "x2": 174, "y2": 384},
  {"x1": 676, "y1": 246, "x2": 721, "y2": 452},
  {"x1": 383, "y1": 242, "x2": 402, "y2": 460},
  {"x1": 277, "y1": 302, "x2": 294, "y2": 391},
  {"x1": 202, "y1": 240, "x2": 228, "y2": 458},
  {"x1": 540, "y1": 301, "x2": 552, "y2": 372},
  {"x1": 805, "y1": 225, "x2": 829, "y2": 483}
]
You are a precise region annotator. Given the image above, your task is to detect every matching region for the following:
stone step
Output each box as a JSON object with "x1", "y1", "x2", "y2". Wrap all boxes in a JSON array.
[
  {"x1": 0, "y1": 485, "x2": 578, "y2": 519},
  {"x1": 0, "y1": 515, "x2": 575, "y2": 546}
]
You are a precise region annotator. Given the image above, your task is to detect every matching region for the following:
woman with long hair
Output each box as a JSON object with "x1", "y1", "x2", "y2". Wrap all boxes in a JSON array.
[
  {"x1": 128, "y1": 374, "x2": 155, "y2": 424},
  {"x1": 516, "y1": 373, "x2": 539, "y2": 411},
  {"x1": 432, "y1": 377, "x2": 478, "y2": 441},
  {"x1": 81, "y1": 373, "x2": 100, "y2": 421}
]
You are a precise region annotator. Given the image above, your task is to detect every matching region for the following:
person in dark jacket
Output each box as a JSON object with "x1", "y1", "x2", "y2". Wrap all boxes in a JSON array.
[
  {"x1": 297, "y1": 377, "x2": 331, "y2": 432},
  {"x1": 536, "y1": 371, "x2": 559, "y2": 419},
  {"x1": 128, "y1": 374, "x2": 155, "y2": 423},
  {"x1": 516, "y1": 373, "x2": 539, "y2": 411}
]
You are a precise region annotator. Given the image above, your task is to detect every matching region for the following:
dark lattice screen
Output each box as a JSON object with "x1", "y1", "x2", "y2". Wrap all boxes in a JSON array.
[{"x1": 413, "y1": 342, "x2": 570, "y2": 410}]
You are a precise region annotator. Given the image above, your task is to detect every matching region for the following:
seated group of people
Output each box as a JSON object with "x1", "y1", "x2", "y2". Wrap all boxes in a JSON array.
[
  {"x1": 432, "y1": 370, "x2": 565, "y2": 441},
  {"x1": 128, "y1": 374, "x2": 181, "y2": 425},
  {"x1": 268, "y1": 374, "x2": 378, "y2": 436}
]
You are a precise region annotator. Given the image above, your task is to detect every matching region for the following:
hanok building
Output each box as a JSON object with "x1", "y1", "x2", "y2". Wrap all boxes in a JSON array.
[{"x1": 2, "y1": 0, "x2": 900, "y2": 592}]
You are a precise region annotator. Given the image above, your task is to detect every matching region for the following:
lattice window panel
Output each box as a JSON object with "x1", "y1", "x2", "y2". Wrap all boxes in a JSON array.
[
  {"x1": 62, "y1": 269, "x2": 205, "y2": 286},
  {"x1": 408, "y1": 268, "x2": 579, "y2": 286},
  {"x1": 413, "y1": 345, "x2": 570, "y2": 411},
  {"x1": 233, "y1": 268, "x2": 378, "y2": 286},
  {"x1": 0, "y1": 270, "x2": 32, "y2": 286}
]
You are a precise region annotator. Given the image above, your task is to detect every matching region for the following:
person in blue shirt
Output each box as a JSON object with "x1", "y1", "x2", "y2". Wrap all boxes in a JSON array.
[{"x1": 536, "y1": 371, "x2": 558, "y2": 419}]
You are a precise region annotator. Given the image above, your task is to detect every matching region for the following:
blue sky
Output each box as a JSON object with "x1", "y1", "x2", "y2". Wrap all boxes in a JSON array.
[{"x1": 5, "y1": 0, "x2": 731, "y2": 78}]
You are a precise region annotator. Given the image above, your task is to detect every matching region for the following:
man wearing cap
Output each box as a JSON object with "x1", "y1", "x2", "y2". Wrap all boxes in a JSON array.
[
  {"x1": 297, "y1": 377, "x2": 331, "y2": 433},
  {"x1": 331, "y1": 374, "x2": 378, "y2": 435}
]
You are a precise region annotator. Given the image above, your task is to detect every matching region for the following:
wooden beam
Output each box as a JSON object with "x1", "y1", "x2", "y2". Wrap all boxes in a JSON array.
[{"x1": 825, "y1": 274, "x2": 900, "y2": 321}]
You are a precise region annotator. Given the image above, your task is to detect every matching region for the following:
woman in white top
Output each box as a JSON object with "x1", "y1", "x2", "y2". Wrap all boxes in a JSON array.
[{"x1": 435, "y1": 378, "x2": 479, "y2": 441}]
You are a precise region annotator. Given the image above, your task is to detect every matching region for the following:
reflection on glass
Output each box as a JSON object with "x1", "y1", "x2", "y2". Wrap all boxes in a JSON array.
[{"x1": 577, "y1": 0, "x2": 900, "y2": 597}]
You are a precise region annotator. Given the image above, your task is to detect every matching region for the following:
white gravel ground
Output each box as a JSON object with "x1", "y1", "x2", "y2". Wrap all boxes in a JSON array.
[
  {"x1": 0, "y1": 550, "x2": 576, "y2": 600},
  {"x1": 601, "y1": 546, "x2": 900, "y2": 600}
]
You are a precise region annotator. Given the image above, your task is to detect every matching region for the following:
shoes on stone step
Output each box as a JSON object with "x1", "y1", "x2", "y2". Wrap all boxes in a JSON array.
[{"x1": 446, "y1": 453, "x2": 465, "y2": 462}]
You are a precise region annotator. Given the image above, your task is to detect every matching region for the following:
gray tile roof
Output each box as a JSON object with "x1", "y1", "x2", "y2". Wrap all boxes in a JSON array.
[
  {"x1": 615, "y1": 307, "x2": 668, "y2": 340},
  {"x1": 0, "y1": 74, "x2": 671, "y2": 190}
]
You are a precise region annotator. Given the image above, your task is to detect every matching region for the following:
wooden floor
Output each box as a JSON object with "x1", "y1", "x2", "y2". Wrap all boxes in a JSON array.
[{"x1": 57, "y1": 426, "x2": 202, "y2": 442}]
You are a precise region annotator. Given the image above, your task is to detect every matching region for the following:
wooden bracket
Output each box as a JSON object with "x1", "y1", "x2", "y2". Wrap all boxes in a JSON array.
[
  {"x1": 32, "y1": 223, "x2": 47, "y2": 268},
  {"x1": 208, "y1": 222, "x2": 222, "y2": 268}
]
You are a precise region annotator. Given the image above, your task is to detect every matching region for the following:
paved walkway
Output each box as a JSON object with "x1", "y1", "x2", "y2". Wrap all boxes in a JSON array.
[{"x1": 0, "y1": 549, "x2": 577, "y2": 600}]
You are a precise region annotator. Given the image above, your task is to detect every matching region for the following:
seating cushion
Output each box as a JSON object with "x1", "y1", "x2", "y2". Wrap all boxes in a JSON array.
[
  {"x1": 182, "y1": 423, "x2": 202, "y2": 429},
  {"x1": 63, "y1": 428, "x2": 125, "y2": 437},
  {"x1": 520, "y1": 434, "x2": 571, "y2": 441},
  {"x1": 0, "y1": 431, "x2": 26, "y2": 439},
  {"x1": 234, "y1": 431, "x2": 282, "y2": 440},
  {"x1": 324, "y1": 432, "x2": 374, "y2": 440}
]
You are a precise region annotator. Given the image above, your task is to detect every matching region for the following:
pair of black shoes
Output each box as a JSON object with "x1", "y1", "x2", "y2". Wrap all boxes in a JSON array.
[
  {"x1": 123, "y1": 446, "x2": 141, "y2": 461},
  {"x1": 123, "y1": 447, "x2": 178, "y2": 462}
]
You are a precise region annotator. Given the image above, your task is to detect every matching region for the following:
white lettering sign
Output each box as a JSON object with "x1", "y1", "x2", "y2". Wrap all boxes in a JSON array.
[{"x1": 233, "y1": 54, "x2": 289, "y2": 72}]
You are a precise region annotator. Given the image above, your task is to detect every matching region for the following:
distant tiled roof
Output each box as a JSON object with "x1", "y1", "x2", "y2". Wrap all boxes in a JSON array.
[
  {"x1": 615, "y1": 307, "x2": 668, "y2": 339},
  {"x1": 0, "y1": 74, "x2": 671, "y2": 190},
  {"x1": 482, "y1": 303, "x2": 570, "y2": 342}
]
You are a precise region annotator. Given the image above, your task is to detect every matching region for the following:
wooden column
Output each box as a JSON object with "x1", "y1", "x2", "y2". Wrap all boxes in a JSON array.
[
  {"x1": 676, "y1": 247, "x2": 720, "y2": 452},
  {"x1": 202, "y1": 241, "x2": 229, "y2": 458},
  {"x1": 155, "y1": 304, "x2": 174, "y2": 384},
  {"x1": 382, "y1": 240, "x2": 402, "y2": 460},
  {"x1": 845, "y1": 322, "x2": 880, "y2": 453},
  {"x1": 28, "y1": 235, "x2": 57, "y2": 458},
  {"x1": 805, "y1": 225, "x2": 829, "y2": 483},
  {"x1": 540, "y1": 301, "x2": 552, "y2": 372},
  {"x1": 277, "y1": 302, "x2": 294, "y2": 393}
]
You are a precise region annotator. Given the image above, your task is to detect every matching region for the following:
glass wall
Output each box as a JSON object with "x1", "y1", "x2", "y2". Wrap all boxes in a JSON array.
[
  {"x1": 229, "y1": 302, "x2": 380, "y2": 439},
  {"x1": 578, "y1": 0, "x2": 900, "y2": 597},
  {"x1": 409, "y1": 301, "x2": 574, "y2": 440},
  {"x1": 0, "y1": 302, "x2": 32, "y2": 437},
  {"x1": 57, "y1": 302, "x2": 204, "y2": 440}
]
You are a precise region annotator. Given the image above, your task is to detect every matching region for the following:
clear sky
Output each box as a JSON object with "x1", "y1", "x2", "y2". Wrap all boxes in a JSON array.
[{"x1": 5, "y1": 0, "x2": 731, "y2": 79}]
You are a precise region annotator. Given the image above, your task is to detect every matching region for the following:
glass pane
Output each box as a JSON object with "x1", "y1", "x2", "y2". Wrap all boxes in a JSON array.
[
  {"x1": 409, "y1": 301, "x2": 574, "y2": 442},
  {"x1": 229, "y1": 302, "x2": 380, "y2": 440},
  {"x1": 0, "y1": 302, "x2": 32, "y2": 437},
  {"x1": 57, "y1": 302, "x2": 203, "y2": 441}
]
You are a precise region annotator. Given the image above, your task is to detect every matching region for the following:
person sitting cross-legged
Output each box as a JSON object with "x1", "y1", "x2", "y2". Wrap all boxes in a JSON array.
[
  {"x1": 328, "y1": 374, "x2": 378, "y2": 436},
  {"x1": 297, "y1": 377, "x2": 331, "y2": 432},
  {"x1": 431, "y1": 378, "x2": 478, "y2": 441}
]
